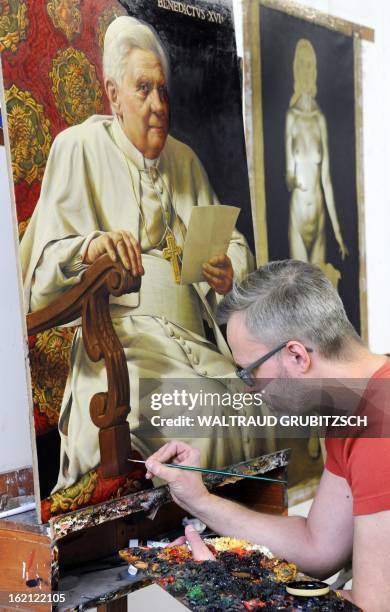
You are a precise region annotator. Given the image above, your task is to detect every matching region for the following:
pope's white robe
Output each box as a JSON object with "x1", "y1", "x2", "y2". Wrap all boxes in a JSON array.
[{"x1": 21, "y1": 115, "x2": 271, "y2": 492}]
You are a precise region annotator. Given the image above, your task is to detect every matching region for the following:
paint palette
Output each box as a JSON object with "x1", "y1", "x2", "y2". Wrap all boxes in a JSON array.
[{"x1": 119, "y1": 540, "x2": 360, "y2": 611}]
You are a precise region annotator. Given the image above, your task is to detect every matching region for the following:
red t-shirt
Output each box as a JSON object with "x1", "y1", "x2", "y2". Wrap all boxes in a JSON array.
[{"x1": 325, "y1": 357, "x2": 390, "y2": 516}]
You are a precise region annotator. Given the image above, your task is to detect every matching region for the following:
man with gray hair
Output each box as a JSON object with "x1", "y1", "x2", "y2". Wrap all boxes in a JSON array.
[
  {"x1": 20, "y1": 16, "x2": 260, "y2": 492},
  {"x1": 146, "y1": 260, "x2": 390, "y2": 611}
]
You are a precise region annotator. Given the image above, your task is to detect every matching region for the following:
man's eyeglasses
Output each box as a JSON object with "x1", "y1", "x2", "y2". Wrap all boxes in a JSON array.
[{"x1": 236, "y1": 341, "x2": 313, "y2": 387}]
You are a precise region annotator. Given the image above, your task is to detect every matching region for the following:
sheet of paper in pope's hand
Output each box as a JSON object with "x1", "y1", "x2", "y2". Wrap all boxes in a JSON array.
[{"x1": 180, "y1": 205, "x2": 240, "y2": 284}]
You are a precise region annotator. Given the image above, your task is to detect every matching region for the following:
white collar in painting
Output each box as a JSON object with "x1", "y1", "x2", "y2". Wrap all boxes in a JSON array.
[{"x1": 112, "y1": 115, "x2": 160, "y2": 170}]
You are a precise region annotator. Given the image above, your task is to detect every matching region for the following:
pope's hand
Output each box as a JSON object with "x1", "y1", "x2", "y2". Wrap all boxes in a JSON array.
[
  {"x1": 84, "y1": 230, "x2": 144, "y2": 276},
  {"x1": 145, "y1": 441, "x2": 210, "y2": 514},
  {"x1": 202, "y1": 254, "x2": 233, "y2": 295}
]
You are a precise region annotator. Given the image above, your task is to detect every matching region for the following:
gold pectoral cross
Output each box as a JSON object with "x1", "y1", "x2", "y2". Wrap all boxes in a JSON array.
[{"x1": 163, "y1": 232, "x2": 182, "y2": 284}]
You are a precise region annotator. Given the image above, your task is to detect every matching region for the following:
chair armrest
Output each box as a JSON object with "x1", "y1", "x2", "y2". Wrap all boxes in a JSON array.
[
  {"x1": 26, "y1": 253, "x2": 140, "y2": 335},
  {"x1": 26, "y1": 254, "x2": 141, "y2": 478}
]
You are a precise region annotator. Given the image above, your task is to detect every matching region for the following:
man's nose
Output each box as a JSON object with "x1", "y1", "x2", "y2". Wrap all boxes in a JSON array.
[{"x1": 150, "y1": 88, "x2": 166, "y2": 114}]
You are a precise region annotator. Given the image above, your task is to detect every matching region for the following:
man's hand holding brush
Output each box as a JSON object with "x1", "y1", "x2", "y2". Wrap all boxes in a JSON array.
[{"x1": 145, "y1": 440, "x2": 210, "y2": 515}]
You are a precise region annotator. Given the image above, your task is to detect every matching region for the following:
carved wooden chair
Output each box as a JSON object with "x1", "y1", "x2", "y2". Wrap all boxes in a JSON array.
[{"x1": 26, "y1": 254, "x2": 150, "y2": 520}]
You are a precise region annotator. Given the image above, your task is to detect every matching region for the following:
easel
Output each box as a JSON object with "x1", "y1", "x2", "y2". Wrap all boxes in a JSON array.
[{"x1": 0, "y1": 450, "x2": 289, "y2": 610}]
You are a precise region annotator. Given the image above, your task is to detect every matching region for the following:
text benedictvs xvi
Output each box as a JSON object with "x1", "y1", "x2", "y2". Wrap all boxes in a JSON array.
[{"x1": 157, "y1": 0, "x2": 225, "y2": 23}]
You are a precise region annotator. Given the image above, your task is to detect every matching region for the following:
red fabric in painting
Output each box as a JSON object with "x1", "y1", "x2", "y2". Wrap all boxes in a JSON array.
[{"x1": 2, "y1": 0, "x2": 119, "y2": 223}]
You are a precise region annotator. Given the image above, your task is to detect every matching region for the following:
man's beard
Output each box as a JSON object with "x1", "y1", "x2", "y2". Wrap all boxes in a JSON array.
[{"x1": 258, "y1": 364, "x2": 320, "y2": 417}]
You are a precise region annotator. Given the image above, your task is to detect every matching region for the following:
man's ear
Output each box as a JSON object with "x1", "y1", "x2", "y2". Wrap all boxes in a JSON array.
[
  {"x1": 105, "y1": 79, "x2": 121, "y2": 116},
  {"x1": 285, "y1": 341, "x2": 312, "y2": 374}
]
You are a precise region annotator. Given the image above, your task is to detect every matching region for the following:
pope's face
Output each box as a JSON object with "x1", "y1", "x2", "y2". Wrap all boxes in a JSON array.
[{"x1": 113, "y1": 48, "x2": 169, "y2": 159}]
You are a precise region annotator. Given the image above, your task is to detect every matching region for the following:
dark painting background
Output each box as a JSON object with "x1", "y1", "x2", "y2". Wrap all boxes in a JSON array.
[
  {"x1": 119, "y1": 0, "x2": 254, "y2": 253},
  {"x1": 260, "y1": 6, "x2": 360, "y2": 333}
]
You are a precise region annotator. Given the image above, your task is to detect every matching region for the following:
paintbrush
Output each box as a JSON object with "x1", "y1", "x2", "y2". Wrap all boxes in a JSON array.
[{"x1": 128, "y1": 459, "x2": 287, "y2": 484}]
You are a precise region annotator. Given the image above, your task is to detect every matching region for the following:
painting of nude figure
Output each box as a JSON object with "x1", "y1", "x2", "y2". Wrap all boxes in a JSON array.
[
  {"x1": 286, "y1": 39, "x2": 348, "y2": 273},
  {"x1": 245, "y1": 1, "x2": 367, "y2": 338}
]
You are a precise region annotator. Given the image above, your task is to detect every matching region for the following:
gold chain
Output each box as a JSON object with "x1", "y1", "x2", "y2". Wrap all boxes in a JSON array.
[
  {"x1": 124, "y1": 155, "x2": 171, "y2": 249},
  {"x1": 123, "y1": 154, "x2": 186, "y2": 256},
  {"x1": 156, "y1": 169, "x2": 187, "y2": 246}
]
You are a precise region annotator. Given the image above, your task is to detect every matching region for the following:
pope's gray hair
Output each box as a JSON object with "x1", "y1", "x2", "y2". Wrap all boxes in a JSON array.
[
  {"x1": 217, "y1": 260, "x2": 362, "y2": 359},
  {"x1": 103, "y1": 16, "x2": 170, "y2": 88}
]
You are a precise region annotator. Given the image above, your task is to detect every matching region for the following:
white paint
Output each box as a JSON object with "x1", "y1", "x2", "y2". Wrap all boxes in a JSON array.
[
  {"x1": 234, "y1": 0, "x2": 390, "y2": 353},
  {"x1": 0, "y1": 502, "x2": 36, "y2": 519},
  {"x1": 0, "y1": 145, "x2": 33, "y2": 473}
]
